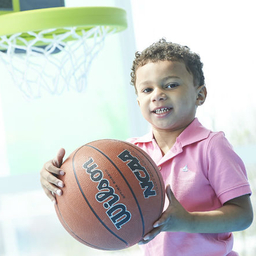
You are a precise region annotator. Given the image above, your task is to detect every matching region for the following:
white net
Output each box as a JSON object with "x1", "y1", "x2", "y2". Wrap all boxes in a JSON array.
[{"x1": 0, "y1": 26, "x2": 114, "y2": 99}]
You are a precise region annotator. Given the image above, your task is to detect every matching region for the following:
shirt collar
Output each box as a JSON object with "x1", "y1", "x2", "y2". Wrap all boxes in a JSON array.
[
  {"x1": 133, "y1": 118, "x2": 210, "y2": 147},
  {"x1": 133, "y1": 131, "x2": 154, "y2": 143},
  {"x1": 176, "y1": 118, "x2": 211, "y2": 147}
]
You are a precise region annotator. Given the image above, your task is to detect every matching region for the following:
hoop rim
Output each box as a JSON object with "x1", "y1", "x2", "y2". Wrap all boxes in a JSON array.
[{"x1": 0, "y1": 6, "x2": 127, "y2": 38}]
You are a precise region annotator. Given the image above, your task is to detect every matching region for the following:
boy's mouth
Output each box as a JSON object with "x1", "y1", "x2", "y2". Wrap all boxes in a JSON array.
[{"x1": 153, "y1": 107, "x2": 172, "y2": 114}]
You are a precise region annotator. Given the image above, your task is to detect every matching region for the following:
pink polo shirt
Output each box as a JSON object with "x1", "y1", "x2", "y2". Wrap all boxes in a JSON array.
[{"x1": 127, "y1": 118, "x2": 251, "y2": 256}]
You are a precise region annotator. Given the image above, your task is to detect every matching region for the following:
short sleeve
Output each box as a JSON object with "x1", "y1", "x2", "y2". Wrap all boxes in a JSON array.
[{"x1": 205, "y1": 132, "x2": 252, "y2": 204}]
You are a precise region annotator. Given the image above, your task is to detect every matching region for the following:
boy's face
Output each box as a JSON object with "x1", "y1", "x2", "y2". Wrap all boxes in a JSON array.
[{"x1": 136, "y1": 60, "x2": 205, "y2": 133}]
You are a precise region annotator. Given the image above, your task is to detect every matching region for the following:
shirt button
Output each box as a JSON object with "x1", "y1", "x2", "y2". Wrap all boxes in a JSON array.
[{"x1": 158, "y1": 166, "x2": 162, "y2": 171}]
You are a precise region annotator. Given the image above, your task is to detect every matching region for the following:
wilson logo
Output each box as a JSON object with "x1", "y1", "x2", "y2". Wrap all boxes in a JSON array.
[
  {"x1": 118, "y1": 150, "x2": 156, "y2": 198},
  {"x1": 83, "y1": 157, "x2": 131, "y2": 230}
]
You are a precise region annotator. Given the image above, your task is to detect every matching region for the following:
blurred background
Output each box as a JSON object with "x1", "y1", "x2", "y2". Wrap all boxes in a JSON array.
[{"x1": 0, "y1": 0, "x2": 255, "y2": 255}]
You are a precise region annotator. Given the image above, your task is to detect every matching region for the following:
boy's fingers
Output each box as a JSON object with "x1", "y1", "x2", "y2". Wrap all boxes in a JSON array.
[
  {"x1": 43, "y1": 187, "x2": 56, "y2": 203},
  {"x1": 44, "y1": 160, "x2": 65, "y2": 176},
  {"x1": 41, "y1": 178, "x2": 63, "y2": 196},
  {"x1": 40, "y1": 148, "x2": 66, "y2": 203},
  {"x1": 138, "y1": 226, "x2": 162, "y2": 245},
  {"x1": 40, "y1": 169, "x2": 64, "y2": 188}
]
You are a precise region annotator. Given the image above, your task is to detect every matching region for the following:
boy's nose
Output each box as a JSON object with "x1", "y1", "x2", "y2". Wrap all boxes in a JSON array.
[{"x1": 152, "y1": 88, "x2": 167, "y2": 102}]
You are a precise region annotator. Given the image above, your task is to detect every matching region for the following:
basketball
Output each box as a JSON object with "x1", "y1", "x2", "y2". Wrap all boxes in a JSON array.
[{"x1": 54, "y1": 139, "x2": 165, "y2": 250}]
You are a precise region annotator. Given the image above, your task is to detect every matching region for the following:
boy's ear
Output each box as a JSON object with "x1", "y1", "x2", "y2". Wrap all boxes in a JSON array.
[{"x1": 196, "y1": 85, "x2": 207, "y2": 106}]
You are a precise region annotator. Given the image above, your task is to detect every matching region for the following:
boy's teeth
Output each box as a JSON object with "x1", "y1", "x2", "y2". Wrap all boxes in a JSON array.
[{"x1": 155, "y1": 108, "x2": 170, "y2": 114}]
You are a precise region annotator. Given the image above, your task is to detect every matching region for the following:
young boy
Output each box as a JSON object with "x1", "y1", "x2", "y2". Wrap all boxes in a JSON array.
[{"x1": 40, "y1": 39, "x2": 253, "y2": 255}]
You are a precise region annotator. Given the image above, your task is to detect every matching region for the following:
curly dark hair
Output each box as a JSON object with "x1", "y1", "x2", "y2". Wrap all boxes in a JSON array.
[{"x1": 130, "y1": 39, "x2": 205, "y2": 91}]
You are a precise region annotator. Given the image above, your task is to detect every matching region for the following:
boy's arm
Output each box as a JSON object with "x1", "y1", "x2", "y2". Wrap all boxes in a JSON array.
[
  {"x1": 139, "y1": 185, "x2": 253, "y2": 244},
  {"x1": 189, "y1": 193, "x2": 253, "y2": 233}
]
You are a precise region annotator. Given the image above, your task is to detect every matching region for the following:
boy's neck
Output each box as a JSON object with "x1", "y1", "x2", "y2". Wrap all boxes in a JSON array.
[{"x1": 153, "y1": 128, "x2": 184, "y2": 155}]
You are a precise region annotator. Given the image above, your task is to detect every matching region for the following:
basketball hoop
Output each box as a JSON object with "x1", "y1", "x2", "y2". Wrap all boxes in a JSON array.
[{"x1": 0, "y1": 7, "x2": 127, "y2": 99}]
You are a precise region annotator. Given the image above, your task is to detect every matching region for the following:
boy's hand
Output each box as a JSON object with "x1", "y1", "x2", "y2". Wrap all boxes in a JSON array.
[
  {"x1": 138, "y1": 186, "x2": 253, "y2": 245},
  {"x1": 40, "y1": 148, "x2": 66, "y2": 204},
  {"x1": 139, "y1": 185, "x2": 191, "y2": 244}
]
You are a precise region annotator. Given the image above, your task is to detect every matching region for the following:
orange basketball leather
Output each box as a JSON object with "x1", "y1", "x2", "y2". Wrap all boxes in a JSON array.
[{"x1": 55, "y1": 139, "x2": 165, "y2": 250}]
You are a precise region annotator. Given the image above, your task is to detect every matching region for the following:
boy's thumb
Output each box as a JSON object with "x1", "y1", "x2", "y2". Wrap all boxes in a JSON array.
[
  {"x1": 55, "y1": 148, "x2": 65, "y2": 167},
  {"x1": 166, "y1": 184, "x2": 175, "y2": 204}
]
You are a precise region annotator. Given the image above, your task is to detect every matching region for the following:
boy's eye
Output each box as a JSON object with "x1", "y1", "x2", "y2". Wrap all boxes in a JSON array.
[
  {"x1": 142, "y1": 88, "x2": 152, "y2": 93},
  {"x1": 166, "y1": 83, "x2": 179, "y2": 89}
]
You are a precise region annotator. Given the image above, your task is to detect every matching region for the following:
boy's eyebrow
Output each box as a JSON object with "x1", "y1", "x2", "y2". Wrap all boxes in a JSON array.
[
  {"x1": 161, "y1": 76, "x2": 180, "y2": 82},
  {"x1": 137, "y1": 76, "x2": 181, "y2": 88},
  {"x1": 137, "y1": 80, "x2": 151, "y2": 87}
]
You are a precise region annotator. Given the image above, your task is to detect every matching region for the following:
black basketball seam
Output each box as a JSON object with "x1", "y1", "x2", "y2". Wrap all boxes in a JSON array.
[
  {"x1": 85, "y1": 144, "x2": 145, "y2": 236},
  {"x1": 121, "y1": 141, "x2": 165, "y2": 219},
  {"x1": 55, "y1": 204, "x2": 108, "y2": 250},
  {"x1": 72, "y1": 147, "x2": 129, "y2": 248}
]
